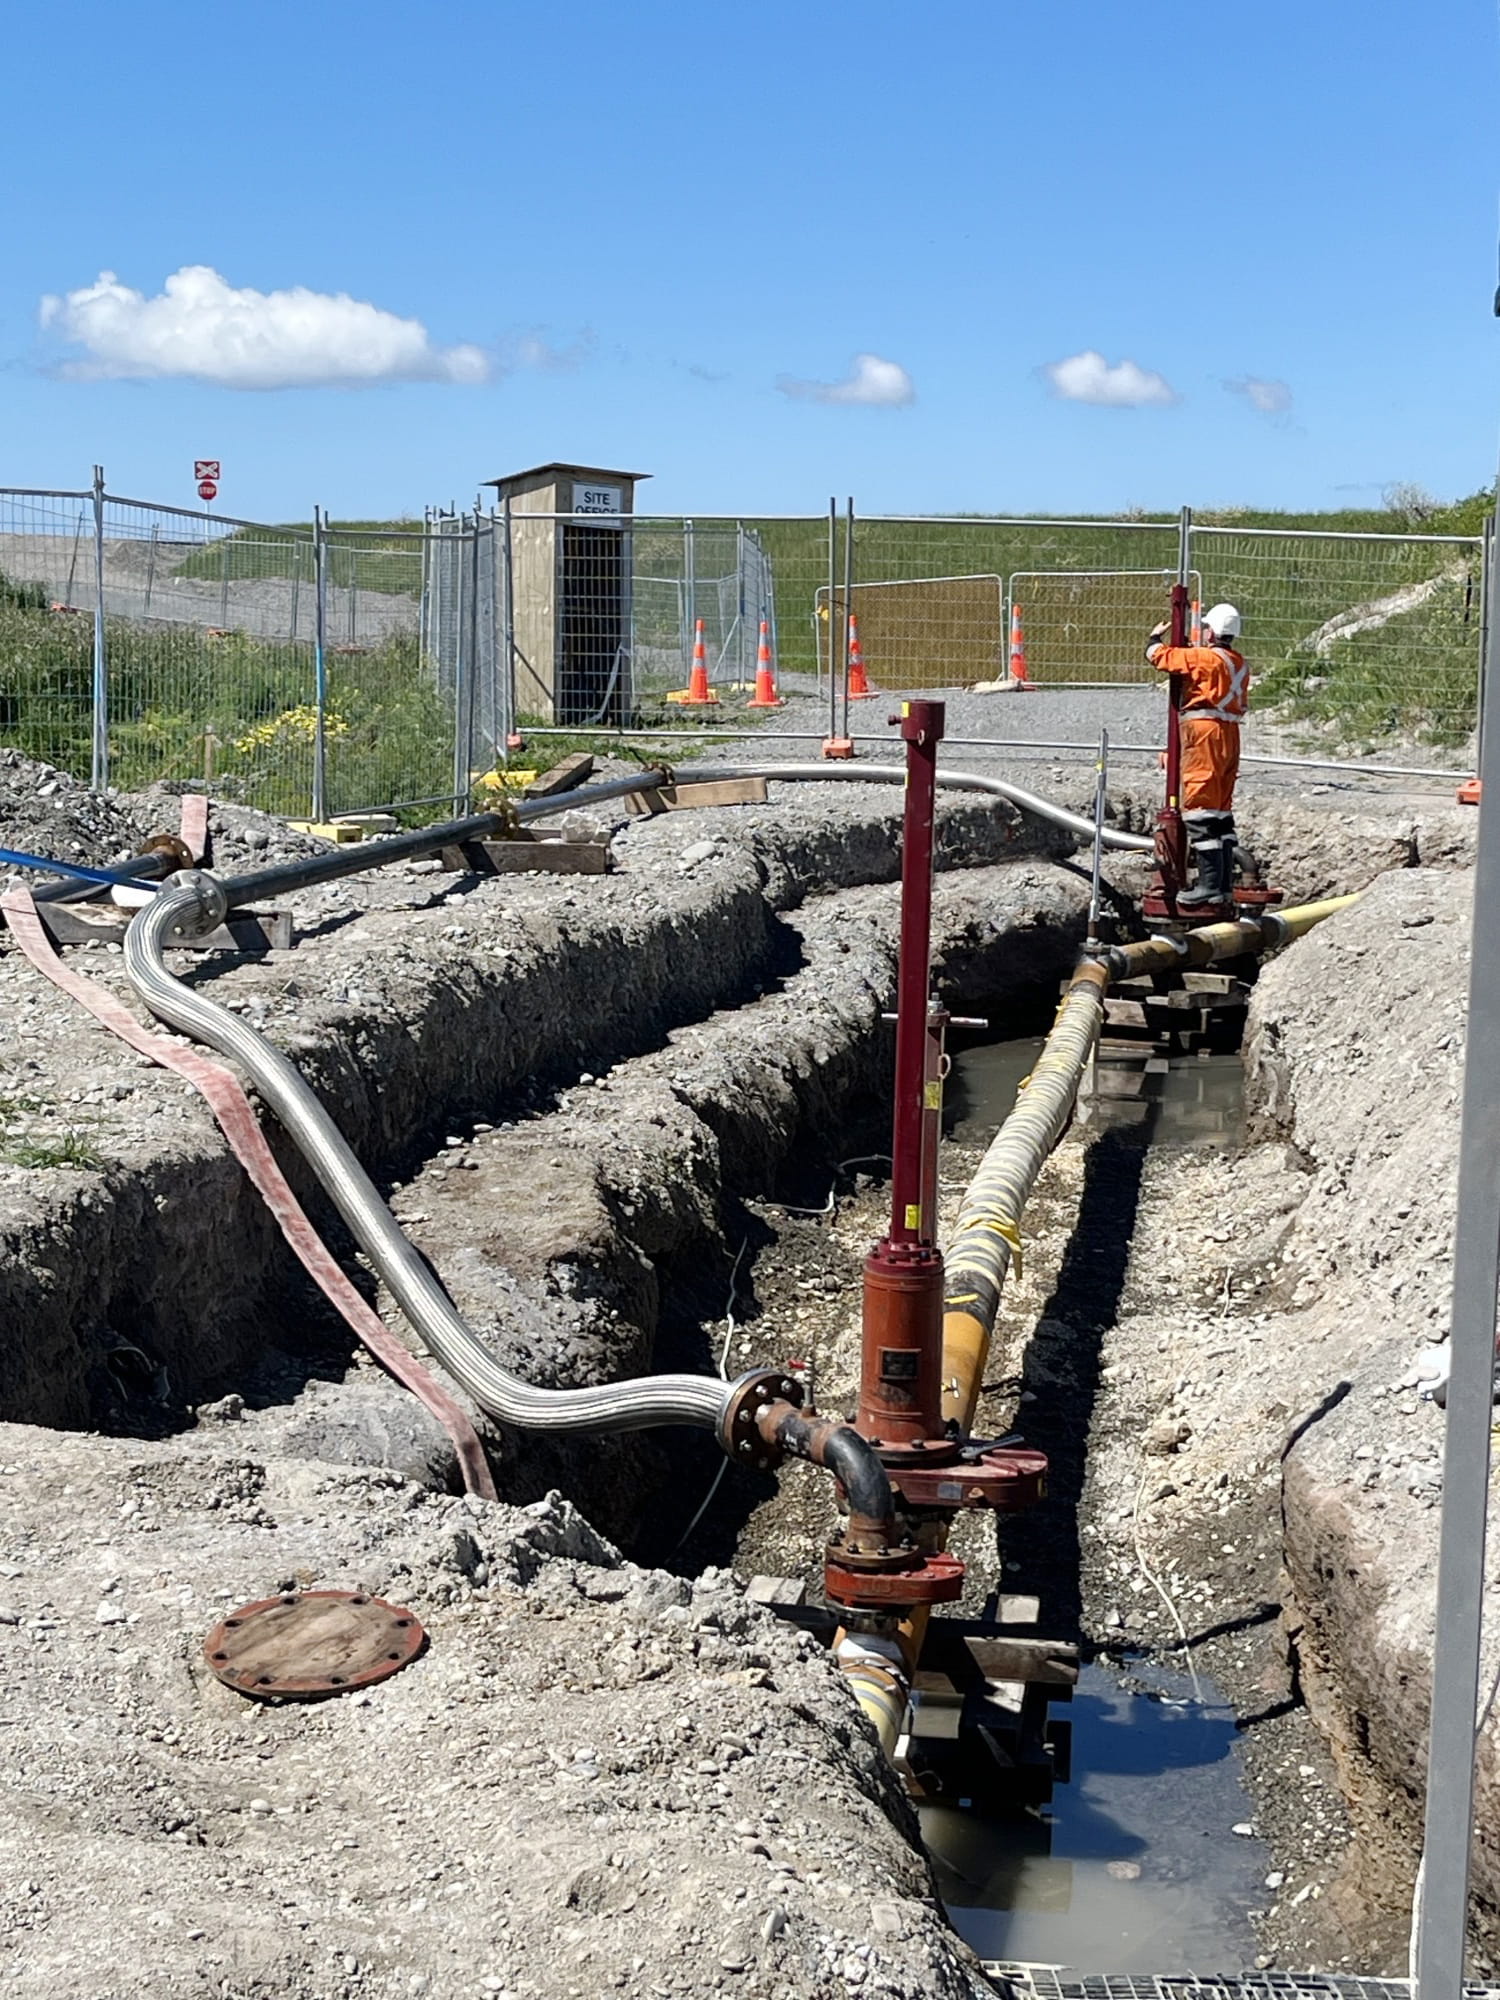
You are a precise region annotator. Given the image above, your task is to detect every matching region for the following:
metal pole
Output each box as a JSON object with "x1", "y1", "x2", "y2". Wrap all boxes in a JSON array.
[
  {"x1": 143, "y1": 523, "x2": 158, "y2": 619},
  {"x1": 452, "y1": 514, "x2": 479, "y2": 811},
  {"x1": 288, "y1": 531, "x2": 301, "y2": 643},
  {"x1": 90, "y1": 466, "x2": 107, "y2": 791},
  {"x1": 1086, "y1": 727, "x2": 1110, "y2": 950},
  {"x1": 828, "y1": 497, "x2": 839, "y2": 742},
  {"x1": 311, "y1": 507, "x2": 329, "y2": 824},
  {"x1": 219, "y1": 531, "x2": 231, "y2": 630},
  {"x1": 856, "y1": 697, "x2": 947, "y2": 1450},
  {"x1": 737, "y1": 522, "x2": 748, "y2": 687},
  {"x1": 1476, "y1": 513, "x2": 1493, "y2": 778},
  {"x1": 684, "y1": 519, "x2": 696, "y2": 681},
  {"x1": 1414, "y1": 519, "x2": 1500, "y2": 2000},
  {"x1": 842, "y1": 496, "x2": 856, "y2": 740},
  {"x1": 888, "y1": 699, "x2": 944, "y2": 1249},
  {"x1": 501, "y1": 497, "x2": 517, "y2": 749}
]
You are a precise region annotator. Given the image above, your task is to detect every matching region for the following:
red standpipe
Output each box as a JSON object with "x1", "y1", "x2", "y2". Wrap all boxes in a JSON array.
[{"x1": 858, "y1": 699, "x2": 951, "y2": 1457}]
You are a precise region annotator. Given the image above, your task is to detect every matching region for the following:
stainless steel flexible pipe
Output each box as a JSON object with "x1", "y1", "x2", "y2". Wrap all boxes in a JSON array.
[
  {"x1": 687, "y1": 762, "x2": 1154, "y2": 853},
  {"x1": 124, "y1": 872, "x2": 736, "y2": 1439}
]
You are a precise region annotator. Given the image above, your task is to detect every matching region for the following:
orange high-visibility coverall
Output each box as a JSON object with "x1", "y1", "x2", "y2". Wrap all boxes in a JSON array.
[{"x1": 1146, "y1": 641, "x2": 1248, "y2": 814}]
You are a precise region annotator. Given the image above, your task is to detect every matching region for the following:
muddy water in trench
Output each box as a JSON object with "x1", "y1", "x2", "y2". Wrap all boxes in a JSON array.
[{"x1": 924, "y1": 1036, "x2": 1267, "y2": 1973}]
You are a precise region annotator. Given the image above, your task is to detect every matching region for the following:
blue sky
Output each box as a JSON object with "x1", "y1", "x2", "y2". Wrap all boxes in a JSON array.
[{"x1": 2, "y1": 0, "x2": 1496, "y2": 521}]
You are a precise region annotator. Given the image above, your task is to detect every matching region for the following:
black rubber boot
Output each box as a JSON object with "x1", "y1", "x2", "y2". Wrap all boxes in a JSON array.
[{"x1": 1177, "y1": 832, "x2": 1232, "y2": 907}]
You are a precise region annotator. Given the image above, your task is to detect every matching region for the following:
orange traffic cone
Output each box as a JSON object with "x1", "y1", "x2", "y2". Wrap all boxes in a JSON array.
[
  {"x1": 747, "y1": 619, "x2": 784, "y2": 708},
  {"x1": 846, "y1": 613, "x2": 876, "y2": 698},
  {"x1": 667, "y1": 618, "x2": 720, "y2": 706},
  {"x1": 1190, "y1": 598, "x2": 1203, "y2": 645},
  {"x1": 1008, "y1": 603, "x2": 1035, "y2": 688}
]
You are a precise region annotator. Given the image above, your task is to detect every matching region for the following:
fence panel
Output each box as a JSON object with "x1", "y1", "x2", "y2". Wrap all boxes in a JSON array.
[
  {"x1": 1190, "y1": 526, "x2": 1483, "y2": 765},
  {"x1": 623, "y1": 516, "x2": 787, "y2": 707},
  {"x1": 1, "y1": 484, "x2": 1487, "y2": 815},
  {"x1": 0, "y1": 488, "x2": 97, "y2": 776},
  {"x1": 1006, "y1": 569, "x2": 1202, "y2": 684},
  {"x1": 319, "y1": 521, "x2": 450, "y2": 817},
  {"x1": 853, "y1": 518, "x2": 1181, "y2": 691},
  {"x1": 97, "y1": 494, "x2": 319, "y2": 811}
]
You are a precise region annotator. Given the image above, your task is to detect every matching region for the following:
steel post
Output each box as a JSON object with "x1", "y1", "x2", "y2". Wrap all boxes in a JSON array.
[
  {"x1": 857, "y1": 700, "x2": 946, "y2": 1451},
  {"x1": 1086, "y1": 726, "x2": 1110, "y2": 948},
  {"x1": 501, "y1": 498, "x2": 518, "y2": 748},
  {"x1": 1414, "y1": 515, "x2": 1500, "y2": 2000},
  {"x1": 842, "y1": 496, "x2": 856, "y2": 739},
  {"x1": 828, "y1": 498, "x2": 838, "y2": 736},
  {"x1": 311, "y1": 507, "x2": 329, "y2": 824},
  {"x1": 89, "y1": 466, "x2": 108, "y2": 792}
]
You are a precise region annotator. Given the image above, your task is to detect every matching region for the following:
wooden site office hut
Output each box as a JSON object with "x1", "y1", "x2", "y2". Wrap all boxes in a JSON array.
[{"x1": 483, "y1": 464, "x2": 647, "y2": 725}]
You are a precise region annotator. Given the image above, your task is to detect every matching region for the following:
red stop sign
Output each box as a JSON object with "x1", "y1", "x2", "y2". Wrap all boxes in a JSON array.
[{"x1": 198, "y1": 479, "x2": 218, "y2": 502}]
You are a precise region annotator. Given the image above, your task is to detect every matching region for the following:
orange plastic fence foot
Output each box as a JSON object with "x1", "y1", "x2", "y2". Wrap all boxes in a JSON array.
[
  {"x1": 1458, "y1": 777, "x2": 1482, "y2": 805},
  {"x1": 822, "y1": 736, "x2": 855, "y2": 760}
]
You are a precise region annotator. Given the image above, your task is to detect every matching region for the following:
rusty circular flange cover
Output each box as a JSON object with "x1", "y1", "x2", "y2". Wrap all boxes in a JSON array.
[{"x1": 203, "y1": 1590, "x2": 425, "y2": 1702}]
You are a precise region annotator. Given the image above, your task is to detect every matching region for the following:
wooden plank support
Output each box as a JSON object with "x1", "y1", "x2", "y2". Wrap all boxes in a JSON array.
[
  {"x1": 33, "y1": 905, "x2": 292, "y2": 954},
  {"x1": 963, "y1": 1635, "x2": 1081, "y2": 1689},
  {"x1": 439, "y1": 838, "x2": 610, "y2": 877},
  {"x1": 1181, "y1": 970, "x2": 1244, "y2": 996},
  {"x1": 1103, "y1": 997, "x2": 1148, "y2": 1028},
  {"x1": 622, "y1": 775, "x2": 769, "y2": 816},
  {"x1": 524, "y1": 753, "x2": 595, "y2": 799}
]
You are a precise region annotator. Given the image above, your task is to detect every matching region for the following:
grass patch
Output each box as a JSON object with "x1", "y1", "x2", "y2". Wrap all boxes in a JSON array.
[{"x1": 3, "y1": 1133, "x2": 105, "y2": 1172}]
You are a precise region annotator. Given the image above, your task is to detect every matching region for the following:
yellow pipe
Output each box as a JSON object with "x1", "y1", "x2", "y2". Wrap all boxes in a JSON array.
[{"x1": 840, "y1": 894, "x2": 1359, "y2": 1755}]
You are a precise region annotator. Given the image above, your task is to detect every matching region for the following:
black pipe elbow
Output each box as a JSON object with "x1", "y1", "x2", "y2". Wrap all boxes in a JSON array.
[{"x1": 817, "y1": 1422, "x2": 896, "y2": 1527}]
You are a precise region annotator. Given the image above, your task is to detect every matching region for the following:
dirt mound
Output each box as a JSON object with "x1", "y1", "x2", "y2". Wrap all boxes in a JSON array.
[{"x1": 0, "y1": 749, "x2": 153, "y2": 869}]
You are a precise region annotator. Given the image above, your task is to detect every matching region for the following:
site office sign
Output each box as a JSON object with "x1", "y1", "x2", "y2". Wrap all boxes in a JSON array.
[{"x1": 571, "y1": 481, "x2": 622, "y2": 516}]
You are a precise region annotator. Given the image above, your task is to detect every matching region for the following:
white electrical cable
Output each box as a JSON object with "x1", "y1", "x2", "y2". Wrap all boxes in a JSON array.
[{"x1": 1130, "y1": 1461, "x2": 1205, "y2": 1705}]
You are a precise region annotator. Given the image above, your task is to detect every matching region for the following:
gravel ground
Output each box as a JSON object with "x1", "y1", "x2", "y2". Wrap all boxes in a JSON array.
[
  {"x1": 0, "y1": 1433, "x2": 996, "y2": 2000},
  {"x1": 694, "y1": 672, "x2": 1469, "y2": 805},
  {"x1": 0, "y1": 738, "x2": 1483, "y2": 1991}
]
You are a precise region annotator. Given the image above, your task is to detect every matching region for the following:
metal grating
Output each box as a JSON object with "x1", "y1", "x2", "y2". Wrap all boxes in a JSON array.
[{"x1": 983, "y1": 1974, "x2": 1500, "y2": 2000}]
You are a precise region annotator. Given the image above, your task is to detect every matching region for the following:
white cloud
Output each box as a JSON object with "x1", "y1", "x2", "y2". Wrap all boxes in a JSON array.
[
  {"x1": 38, "y1": 265, "x2": 489, "y2": 390},
  {"x1": 777, "y1": 353, "x2": 915, "y2": 406},
  {"x1": 1225, "y1": 374, "x2": 1293, "y2": 416},
  {"x1": 1043, "y1": 349, "x2": 1177, "y2": 408},
  {"x1": 506, "y1": 327, "x2": 595, "y2": 372}
]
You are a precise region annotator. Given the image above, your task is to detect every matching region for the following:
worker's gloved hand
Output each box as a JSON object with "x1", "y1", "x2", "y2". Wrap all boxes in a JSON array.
[{"x1": 1148, "y1": 621, "x2": 1169, "y2": 642}]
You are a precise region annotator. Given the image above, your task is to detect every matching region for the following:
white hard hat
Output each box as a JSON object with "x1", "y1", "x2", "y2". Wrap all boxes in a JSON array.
[{"x1": 1202, "y1": 602, "x2": 1242, "y2": 640}]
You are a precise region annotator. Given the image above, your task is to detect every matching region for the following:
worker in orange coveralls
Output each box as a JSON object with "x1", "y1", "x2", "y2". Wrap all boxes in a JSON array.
[{"x1": 1144, "y1": 602, "x2": 1248, "y2": 908}]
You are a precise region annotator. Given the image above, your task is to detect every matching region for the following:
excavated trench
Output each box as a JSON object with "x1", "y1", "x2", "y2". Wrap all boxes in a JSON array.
[{"x1": 0, "y1": 775, "x2": 1481, "y2": 1998}]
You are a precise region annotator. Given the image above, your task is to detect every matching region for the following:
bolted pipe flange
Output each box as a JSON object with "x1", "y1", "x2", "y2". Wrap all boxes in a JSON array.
[
  {"x1": 824, "y1": 1526, "x2": 921, "y2": 1574},
  {"x1": 140, "y1": 833, "x2": 195, "y2": 872},
  {"x1": 824, "y1": 1545, "x2": 965, "y2": 1612},
  {"x1": 159, "y1": 870, "x2": 229, "y2": 939},
  {"x1": 718, "y1": 1366, "x2": 805, "y2": 1470}
]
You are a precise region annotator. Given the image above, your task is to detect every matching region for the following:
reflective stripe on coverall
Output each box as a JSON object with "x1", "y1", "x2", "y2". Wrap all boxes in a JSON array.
[{"x1": 1146, "y1": 642, "x2": 1247, "y2": 815}]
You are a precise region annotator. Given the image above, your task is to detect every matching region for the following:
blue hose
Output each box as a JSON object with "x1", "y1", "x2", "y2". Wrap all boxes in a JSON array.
[{"x1": 0, "y1": 845, "x2": 155, "y2": 889}]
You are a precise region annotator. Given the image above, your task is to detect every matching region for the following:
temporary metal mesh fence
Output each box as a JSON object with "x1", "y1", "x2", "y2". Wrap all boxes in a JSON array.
[
  {"x1": 1006, "y1": 570, "x2": 1203, "y2": 684},
  {"x1": 0, "y1": 482, "x2": 1487, "y2": 822},
  {"x1": 850, "y1": 517, "x2": 1184, "y2": 698},
  {"x1": 1191, "y1": 524, "x2": 1484, "y2": 762}
]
